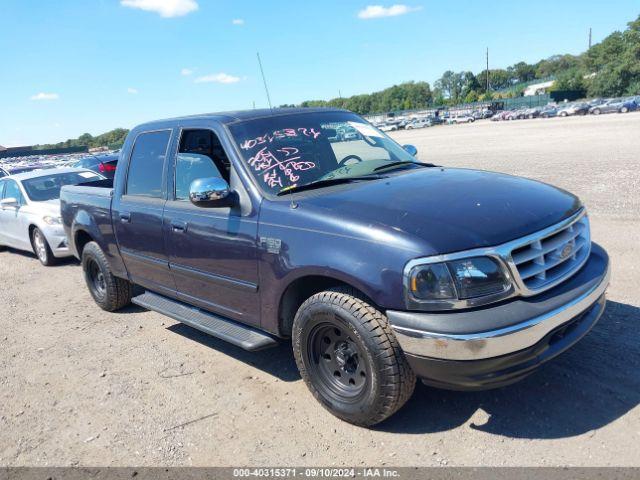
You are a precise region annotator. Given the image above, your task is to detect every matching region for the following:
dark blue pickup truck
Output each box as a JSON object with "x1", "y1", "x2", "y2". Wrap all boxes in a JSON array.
[{"x1": 61, "y1": 108, "x2": 610, "y2": 426}]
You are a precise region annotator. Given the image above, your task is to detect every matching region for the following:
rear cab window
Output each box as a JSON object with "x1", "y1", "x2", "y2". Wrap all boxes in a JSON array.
[{"x1": 125, "y1": 130, "x2": 172, "y2": 198}]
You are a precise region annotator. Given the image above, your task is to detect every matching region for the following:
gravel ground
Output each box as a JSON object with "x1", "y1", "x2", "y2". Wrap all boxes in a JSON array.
[{"x1": 1, "y1": 113, "x2": 639, "y2": 467}]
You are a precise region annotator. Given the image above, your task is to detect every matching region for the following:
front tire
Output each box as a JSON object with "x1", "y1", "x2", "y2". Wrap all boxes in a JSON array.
[
  {"x1": 592, "y1": 108, "x2": 601, "y2": 115},
  {"x1": 620, "y1": 107, "x2": 628, "y2": 113},
  {"x1": 292, "y1": 287, "x2": 416, "y2": 426},
  {"x1": 32, "y1": 227, "x2": 57, "y2": 266},
  {"x1": 82, "y1": 241, "x2": 132, "y2": 311}
]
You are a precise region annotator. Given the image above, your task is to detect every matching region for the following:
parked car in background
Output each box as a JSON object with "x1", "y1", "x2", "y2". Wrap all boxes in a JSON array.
[
  {"x1": 588, "y1": 98, "x2": 606, "y2": 107},
  {"x1": 0, "y1": 167, "x2": 104, "y2": 265},
  {"x1": 557, "y1": 102, "x2": 589, "y2": 117},
  {"x1": 73, "y1": 154, "x2": 119, "y2": 180},
  {"x1": 590, "y1": 98, "x2": 637, "y2": 115},
  {"x1": 522, "y1": 107, "x2": 542, "y2": 119},
  {"x1": 0, "y1": 164, "x2": 48, "y2": 176},
  {"x1": 379, "y1": 123, "x2": 398, "y2": 132},
  {"x1": 540, "y1": 105, "x2": 559, "y2": 118},
  {"x1": 449, "y1": 115, "x2": 475, "y2": 124},
  {"x1": 505, "y1": 109, "x2": 523, "y2": 121},
  {"x1": 61, "y1": 108, "x2": 610, "y2": 426},
  {"x1": 473, "y1": 109, "x2": 493, "y2": 120},
  {"x1": 405, "y1": 118, "x2": 432, "y2": 129}
]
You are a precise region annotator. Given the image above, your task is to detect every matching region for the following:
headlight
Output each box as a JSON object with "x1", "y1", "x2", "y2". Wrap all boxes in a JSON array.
[
  {"x1": 407, "y1": 256, "x2": 513, "y2": 310},
  {"x1": 43, "y1": 216, "x2": 62, "y2": 225}
]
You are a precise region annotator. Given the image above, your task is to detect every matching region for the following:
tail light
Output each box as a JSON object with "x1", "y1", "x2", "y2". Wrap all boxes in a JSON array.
[{"x1": 98, "y1": 163, "x2": 117, "y2": 173}]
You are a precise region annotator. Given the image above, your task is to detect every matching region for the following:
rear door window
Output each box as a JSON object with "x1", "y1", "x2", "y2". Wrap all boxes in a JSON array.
[
  {"x1": 126, "y1": 130, "x2": 171, "y2": 198},
  {"x1": 3, "y1": 180, "x2": 23, "y2": 204}
]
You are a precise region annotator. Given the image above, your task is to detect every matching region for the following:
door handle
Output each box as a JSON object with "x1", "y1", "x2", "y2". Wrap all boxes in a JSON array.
[
  {"x1": 171, "y1": 220, "x2": 188, "y2": 232},
  {"x1": 120, "y1": 212, "x2": 131, "y2": 223}
]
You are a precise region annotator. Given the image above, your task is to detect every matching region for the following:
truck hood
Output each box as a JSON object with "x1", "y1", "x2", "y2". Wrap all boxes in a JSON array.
[{"x1": 296, "y1": 168, "x2": 582, "y2": 255}]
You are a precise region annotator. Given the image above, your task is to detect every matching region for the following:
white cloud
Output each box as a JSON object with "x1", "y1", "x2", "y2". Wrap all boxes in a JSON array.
[
  {"x1": 194, "y1": 73, "x2": 241, "y2": 84},
  {"x1": 181, "y1": 68, "x2": 194, "y2": 76},
  {"x1": 357, "y1": 4, "x2": 421, "y2": 19},
  {"x1": 232, "y1": 18, "x2": 244, "y2": 25},
  {"x1": 127, "y1": 87, "x2": 139, "y2": 94},
  {"x1": 121, "y1": 0, "x2": 198, "y2": 18},
  {"x1": 30, "y1": 92, "x2": 59, "y2": 101}
]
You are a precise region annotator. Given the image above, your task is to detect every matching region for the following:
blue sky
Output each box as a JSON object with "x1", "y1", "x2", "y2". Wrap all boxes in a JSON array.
[{"x1": 1, "y1": 0, "x2": 638, "y2": 146}]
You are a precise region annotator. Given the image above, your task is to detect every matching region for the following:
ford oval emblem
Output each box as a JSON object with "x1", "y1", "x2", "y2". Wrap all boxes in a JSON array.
[{"x1": 560, "y1": 243, "x2": 574, "y2": 259}]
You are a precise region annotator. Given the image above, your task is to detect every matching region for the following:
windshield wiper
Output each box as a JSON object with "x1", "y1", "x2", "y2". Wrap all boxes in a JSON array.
[
  {"x1": 277, "y1": 176, "x2": 383, "y2": 196},
  {"x1": 373, "y1": 161, "x2": 437, "y2": 173}
]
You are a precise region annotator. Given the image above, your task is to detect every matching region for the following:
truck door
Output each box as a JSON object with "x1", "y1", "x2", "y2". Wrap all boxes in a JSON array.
[
  {"x1": 113, "y1": 129, "x2": 176, "y2": 295},
  {"x1": 163, "y1": 127, "x2": 261, "y2": 327}
]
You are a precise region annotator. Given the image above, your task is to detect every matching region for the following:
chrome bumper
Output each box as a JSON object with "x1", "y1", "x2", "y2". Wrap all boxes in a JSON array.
[{"x1": 389, "y1": 255, "x2": 610, "y2": 361}]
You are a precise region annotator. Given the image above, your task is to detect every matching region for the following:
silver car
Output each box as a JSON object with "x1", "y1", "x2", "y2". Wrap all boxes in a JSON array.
[{"x1": 0, "y1": 167, "x2": 104, "y2": 265}]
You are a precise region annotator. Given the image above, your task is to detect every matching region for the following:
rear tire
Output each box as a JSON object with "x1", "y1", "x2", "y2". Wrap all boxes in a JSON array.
[
  {"x1": 592, "y1": 108, "x2": 601, "y2": 115},
  {"x1": 82, "y1": 241, "x2": 132, "y2": 311},
  {"x1": 292, "y1": 287, "x2": 416, "y2": 426},
  {"x1": 32, "y1": 227, "x2": 57, "y2": 266},
  {"x1": 620, "y1": 107, "x2": 628, "y2": 113}
]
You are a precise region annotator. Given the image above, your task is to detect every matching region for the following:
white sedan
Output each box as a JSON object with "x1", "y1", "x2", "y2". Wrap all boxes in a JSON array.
[{"x1": 0, "y1": 167, "x2": 104, "y2": 265}]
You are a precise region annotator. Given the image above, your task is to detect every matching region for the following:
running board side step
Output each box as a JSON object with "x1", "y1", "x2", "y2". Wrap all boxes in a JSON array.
[{"x1": 132, "y1": 291, "x2": 278, "y2": 351}]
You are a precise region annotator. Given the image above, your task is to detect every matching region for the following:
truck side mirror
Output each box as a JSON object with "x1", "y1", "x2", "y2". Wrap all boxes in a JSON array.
[
  {"x1": 403, "y1": 144, "x2": 418, "y2": 156},
  {"x1": 189, "y1": 177, "x2": 230, "y2": 207}
]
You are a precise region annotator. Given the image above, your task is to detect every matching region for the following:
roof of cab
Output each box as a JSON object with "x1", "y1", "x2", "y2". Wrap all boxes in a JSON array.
[{"x1": 133, "y1": 107, "x2": 349, "y2": 131}]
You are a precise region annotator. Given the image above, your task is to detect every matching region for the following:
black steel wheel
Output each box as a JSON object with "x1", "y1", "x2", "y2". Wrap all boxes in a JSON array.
[
  {"x1": 292, "y1": 287, "x2": 416, "y2": 426},
  {"x1": 87, "y1": 258, "x2": 107, "y2": 301},
  {"x1": 82, "y1": 241, "x2": 132, "y2": 311},
  {"x1": 308, "y1": 323, "x2": 369, "y2": 402}
]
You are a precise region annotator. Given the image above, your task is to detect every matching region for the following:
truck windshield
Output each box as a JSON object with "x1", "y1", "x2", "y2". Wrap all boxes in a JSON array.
[
  {"x1": 228, "y1": 111, "x2": 420, "y2": 195},
  {"x1": 22, "y1": 171, "x2": 102, "y2": 202}
]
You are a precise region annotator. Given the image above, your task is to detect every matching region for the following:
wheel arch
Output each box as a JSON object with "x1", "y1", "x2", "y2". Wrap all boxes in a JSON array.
[
  {"x1": 27, "y1": 224, "x2": 39, "y2": 252},
  {"x1": 277, "y1": 273, "x2": 376, "y2": 338},
  {"x1": 74, "y1": 229, "x2": 95, "y2": 258}
]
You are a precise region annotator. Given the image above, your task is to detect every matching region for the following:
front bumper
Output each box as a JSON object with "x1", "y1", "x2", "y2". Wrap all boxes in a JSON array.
[
  {"x1": 42, "y1": 225, "x2": 72, "y2": 258},
  {"x1": 387, "y1": 243, "x2": 610, "y2": 390}
]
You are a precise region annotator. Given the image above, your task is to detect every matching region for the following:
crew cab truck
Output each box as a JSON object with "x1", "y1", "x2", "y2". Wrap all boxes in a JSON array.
[{"x1": 61, "y1": 108, "x2": 610, "y2": 426}]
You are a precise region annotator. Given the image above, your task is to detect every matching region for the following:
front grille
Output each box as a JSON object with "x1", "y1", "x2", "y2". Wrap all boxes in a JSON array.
[{"x1": 509, "y1": 213, "x2": 590, "y2": 292}]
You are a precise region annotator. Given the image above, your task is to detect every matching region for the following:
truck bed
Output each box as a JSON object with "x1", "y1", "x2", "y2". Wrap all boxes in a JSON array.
[{"x1": 60, "y1": 180, "x2": 115, "y2": 258}]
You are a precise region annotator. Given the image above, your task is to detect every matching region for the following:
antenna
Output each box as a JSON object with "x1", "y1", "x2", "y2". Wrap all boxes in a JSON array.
[
  {"x1": 588, "y1": 27, "x2": 592, "y2": 49},
  {"x1": 256, "y1": 52, "x2": 273, "y2": 112}
]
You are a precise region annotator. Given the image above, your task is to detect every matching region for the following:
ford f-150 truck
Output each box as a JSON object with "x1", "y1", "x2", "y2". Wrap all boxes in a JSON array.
[{"x1": 60, "y1": 108, "x2": 610, "y2": 426}]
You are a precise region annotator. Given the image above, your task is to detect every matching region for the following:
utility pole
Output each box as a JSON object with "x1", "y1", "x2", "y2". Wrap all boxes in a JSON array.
[
  {"x1": 338, "y1": 89, "x2": 342, "y2": 99},
  {"x1": 588, "y1": 27, "x2": 592, "y2": 49},
  {"x1": 485, "y1": 47, "x2": 490, "y2": 93}
]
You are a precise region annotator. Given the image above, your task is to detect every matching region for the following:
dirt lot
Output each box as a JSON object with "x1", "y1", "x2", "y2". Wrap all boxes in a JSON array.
[{"x1": 1, "y1": 113, "x2": 639, "y2": 467}]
